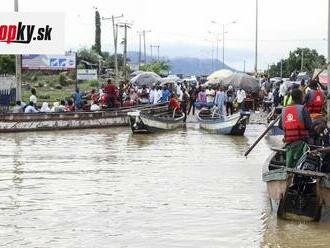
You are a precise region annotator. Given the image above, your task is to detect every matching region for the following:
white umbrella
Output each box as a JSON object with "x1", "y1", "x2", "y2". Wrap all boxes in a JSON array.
[
  {"x1": 207, "y1": 69, "x2": 233, "y2": 81},
  {"x1": 160, "y1": 74, "x2": 180, "y2": 85},
  {"x1": 130, "y1": 72, "x2": 161, "y2": 87}
]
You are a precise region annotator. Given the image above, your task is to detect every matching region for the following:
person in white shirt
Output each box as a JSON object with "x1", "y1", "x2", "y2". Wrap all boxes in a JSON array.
[
  {"x1": 236, "y1": 88, "x2": 246, "y2": 110},
  {"x1": 40, "y1": 102, "x2": 50, "y2": 112},
  {"x1": 24, "y1": 102, "x2": 38, "y2": 113},
  {"x1": 149, "y1": 86, "x2": 156, "y2": 104},
  {"x1": 153, "y1": 86, "x2": 162, "y2": 104},
  {"x1": 205, "y1": 86, "x2": 215, "y2": 108},
  {"x1": 29, "y1": 88, "x2": 37, "y2": 105}
]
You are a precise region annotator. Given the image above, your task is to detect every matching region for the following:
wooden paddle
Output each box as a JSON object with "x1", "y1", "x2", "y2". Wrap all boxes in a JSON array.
[{"x1": 244, "y1": 115, "x2": 280, "y2": 157}]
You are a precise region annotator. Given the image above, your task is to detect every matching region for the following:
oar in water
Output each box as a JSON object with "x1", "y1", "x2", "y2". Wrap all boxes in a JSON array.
[{"x1": 244, "y1": 115, "x2": 280, "y2": 157}]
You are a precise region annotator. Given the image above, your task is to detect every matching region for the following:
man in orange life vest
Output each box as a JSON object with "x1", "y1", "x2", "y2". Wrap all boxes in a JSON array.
[
  {"x1": 279, "y1": 88, "x2": 313, "y2": 167},
  {"x1": 304, "y1": 79, "x2": 325, "y2": 118}
]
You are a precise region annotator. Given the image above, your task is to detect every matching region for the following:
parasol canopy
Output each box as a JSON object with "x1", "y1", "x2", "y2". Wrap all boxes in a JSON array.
[
  {"x1": 130, "y1": 72, "x2": 161, "y2": 87},
  {"x1": 222, "y1": 73, "x2": 260, "y2": 92},
  {"x1": 207, "y1": 69, "x2": 233, "y2": 81},
  {"x1": 160, "y1": 74, "x2": 180, "y2": 85},
  {"x1": 130, "y1": 70, "x2": 144, "y2": 77}
]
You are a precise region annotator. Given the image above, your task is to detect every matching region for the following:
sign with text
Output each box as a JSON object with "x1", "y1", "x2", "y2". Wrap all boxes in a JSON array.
[
  {"x1": 77, "y1": 69, "x2": 98, "y2": 80},
  {"x1": 22, "y1": 53, "x2": 76, "y2": 70},
  {"x1": 0, "y1": 12, "x2": 65, "y2": 54}
]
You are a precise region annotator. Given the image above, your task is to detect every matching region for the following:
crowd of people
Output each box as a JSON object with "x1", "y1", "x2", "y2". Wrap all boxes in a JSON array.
[{"x1": 12, "y1": 79, "x2": 248, "y2": 121}]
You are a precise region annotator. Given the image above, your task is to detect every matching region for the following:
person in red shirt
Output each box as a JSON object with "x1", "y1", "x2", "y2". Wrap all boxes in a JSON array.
[
  {"x1": 168, "y1": 93, "x2": 180, "y2": 111},
  {"x1": 104, "y1": 79, "x2": 116, "y2": 96}
]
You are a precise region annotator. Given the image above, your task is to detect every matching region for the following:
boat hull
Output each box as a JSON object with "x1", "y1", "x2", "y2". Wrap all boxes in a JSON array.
[
  {"x1": 0, "y1": 104, "x2": 167, "y2": 133},
  {"x1": 128, "y1": 110, "x2": 184, "y2": 133},
  {"x1": 198, "y1": 111, "x2": 250, "y2": 136},
  {"x1": 263, "y1": 151, "x2": 330, "y2": 221}
]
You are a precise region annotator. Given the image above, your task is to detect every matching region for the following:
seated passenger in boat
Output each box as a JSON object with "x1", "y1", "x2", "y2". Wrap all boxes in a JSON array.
[
  {"x1": 65, "y1": 99, "x2": 74, "y2": 112},
  {"x1": 40, "y1": 102, "x2": 50, "y2": 112},
  {"x1": 24, "y1": 102, "x2": 38, "y2": 113},
  {"x1": 123, "y1": 96, "x2": 134, "y2": 107},
  {"x1": 278, "y1": 88, "x2": 313, "y2": 167},
  {"x1": 90, "y1": 101, "x2": 100, "y2": 111},
  {"x1": 81, "y1": 100, "x2": 91, "y2": 111},
  {"x1": 13, "y1": 101, "x2": 26, "y2": 113},
  {"x1": 168, "y1": 93, "x2": 180, "y2": 111},
  {"x1": 55, "y1": 101, "x2": 66, "y2": 112}
]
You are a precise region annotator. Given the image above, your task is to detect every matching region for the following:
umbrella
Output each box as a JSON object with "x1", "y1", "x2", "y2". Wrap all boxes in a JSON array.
[
  {"x1": 130, "y1": 70, "x2": 144, "y2": 77},
  {"x1": 160, "y1": 74, "x2": 180, "y2": 85},
  {"x1": 207, "y1": 69, "x2": 233, "y2": 81},
  {"x1": 222, "y1": 73, "x2": 260, "y2": 92},
  {"x1": 129, "y1": 72, "x2": 161, "y2": 87}
]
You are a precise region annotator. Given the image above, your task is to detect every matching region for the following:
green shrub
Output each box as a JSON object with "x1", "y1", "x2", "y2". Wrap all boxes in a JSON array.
[
  {"x1": 89, "y1": 80, "x2": 99, "y2": 87},
  {"x1": 39, "y1": 94, "x2": 50, "y2": 99},
  {"x1": 59, "y1": 74, "x2": 67, "y2": 86}
]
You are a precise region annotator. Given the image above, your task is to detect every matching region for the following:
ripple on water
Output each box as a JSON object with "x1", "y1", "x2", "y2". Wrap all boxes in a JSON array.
[{"x1": 0, "y1": 126, "x2": 328, "y2": 247}]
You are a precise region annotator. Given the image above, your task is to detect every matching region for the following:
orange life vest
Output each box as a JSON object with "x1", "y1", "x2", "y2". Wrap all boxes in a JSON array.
[
  {"x1": 282, "y1": 105, "x2": 309, "y2": 143},
  {"x1": 305, "y1": 89, "x2": 324, "y2": 114}
]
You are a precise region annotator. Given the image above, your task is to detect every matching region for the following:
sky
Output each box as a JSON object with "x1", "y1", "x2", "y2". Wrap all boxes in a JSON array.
[{"x1": 2, "y1": 0, "x2": 329, "y2": 71}]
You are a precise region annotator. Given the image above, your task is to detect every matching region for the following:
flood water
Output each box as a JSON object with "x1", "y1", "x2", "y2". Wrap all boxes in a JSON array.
[{"x1": 0, "y1": 124, "x2": 330, "y2": 247}]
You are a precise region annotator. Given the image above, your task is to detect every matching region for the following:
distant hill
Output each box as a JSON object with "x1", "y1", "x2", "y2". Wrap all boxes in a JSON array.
[{"x1": 128, "y1": 51, "x2": 236, "y2": 76}]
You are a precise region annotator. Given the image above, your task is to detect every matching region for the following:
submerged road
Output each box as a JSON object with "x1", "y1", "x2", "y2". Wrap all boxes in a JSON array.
[{"x1": 0, "y1": 124, "x2": 329, "y2": 247}]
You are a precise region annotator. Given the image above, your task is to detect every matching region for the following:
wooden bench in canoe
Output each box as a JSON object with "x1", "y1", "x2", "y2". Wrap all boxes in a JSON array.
[{"x1": 0, "y1": 103, "x2": 167, "y2": 133}]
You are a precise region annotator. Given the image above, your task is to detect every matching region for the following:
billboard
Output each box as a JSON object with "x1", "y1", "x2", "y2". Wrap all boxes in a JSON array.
[
  {"x1": 22, "y1": 53, "x2": 76, "y2": 70},
  {"x1": 77, "y1": 69, "x2": 98, "y2": 80},
  {"x1": 0, "y1": 12, "x2": 65, "y2": 54}
]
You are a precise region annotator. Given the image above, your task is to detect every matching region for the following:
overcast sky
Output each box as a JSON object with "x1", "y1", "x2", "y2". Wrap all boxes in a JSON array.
[{"x1": 2, "y1": 0, "x2": 329, "y2": 71}]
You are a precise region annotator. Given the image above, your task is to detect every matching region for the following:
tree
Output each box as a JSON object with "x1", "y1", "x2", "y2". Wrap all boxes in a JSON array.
[
  {"x1": 77, "y1": 48, "x2": 100, "y2": 65},
  {"x1": 92, "y1": 10, "x2": 101, "y2": 55},
  {"x1": 140, "y1": 61, "x2": 170, "y2": 75},
  {"x1": 0, "y1": 55, "x2": 15, "y2": 74},
  {"x1": 268, "y1": 48, "x2": 326, "y2": 78}
]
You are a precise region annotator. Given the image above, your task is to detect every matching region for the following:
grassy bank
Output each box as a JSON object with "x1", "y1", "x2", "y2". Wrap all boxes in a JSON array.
[{"x1": 22, "y1": 74, "x2": 101, "y2": 103}]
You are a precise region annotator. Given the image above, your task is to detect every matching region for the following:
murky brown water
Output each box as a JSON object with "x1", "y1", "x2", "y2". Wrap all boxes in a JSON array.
[{"x1": 0, "y1": 124, "x2": 330, "y2": 247}]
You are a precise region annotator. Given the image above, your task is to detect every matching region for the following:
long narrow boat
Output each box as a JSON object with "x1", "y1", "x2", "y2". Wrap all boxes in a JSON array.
[
  {"x1": 128, "y1": 109, "x2": 185, "y2": 133},
  {"x1": 263, "y1": 147, "x2": 330, "y2": 221},
  {"x1": 0, "y1": 103, "x2": 167, "y2": 133},
  {"x1": 197, "y1": 109, "x2": 250, "y2": 136}
]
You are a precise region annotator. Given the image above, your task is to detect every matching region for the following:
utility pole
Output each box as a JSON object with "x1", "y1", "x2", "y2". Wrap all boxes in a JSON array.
[
  {"x1": 118, "y1": 22, "x2": 132, "y2": 82},
  {"x1": 137, "y1": 31, "x2": 142, "y2": 69},
  {"x1": 102, "y1": 14, "x2": 123, "y2": 85},
  {"x1": 301, "y1": 49, "x2": 304, "y2": 72},
  {"x1": 150, "y1": 45, "x2": 153, "y2": 61},
  {"x1": 211, "y1": 20, "x2": 236, "y2": 69},
  {"x1": 14, "y1": 0, "x2": 22, "y2": 101},
  {"x1": 150, "y1": 45, "x2": 160, "y2": 61},
  {"x1": 243, "y1": 60, "x2": 246, "y2": 73},
  {"x1": 216, "y1": 35, "x2": 219, "y2": 67},
  {"x1": 222, "y1": 24, "x2": 225, "y2": 69},
  {"x1": 254, "y1": 0, "x2": 259, "y2": 76},
  {"x1": 280, "y1": 60, "x2": 283, "y2": 78},
  {"x1": 142, "y1": 30, "x2": 151, "y2": 63}
]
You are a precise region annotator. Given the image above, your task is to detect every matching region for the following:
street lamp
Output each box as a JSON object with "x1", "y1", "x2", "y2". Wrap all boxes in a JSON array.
[{"x1": 211, "y1": 20, "x2": 237, "y2": 69}]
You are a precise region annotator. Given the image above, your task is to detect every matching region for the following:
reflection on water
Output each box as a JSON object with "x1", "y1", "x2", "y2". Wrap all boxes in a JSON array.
[{"x1": 0, "y1": 125, "x2": 329, "y2": 247}]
